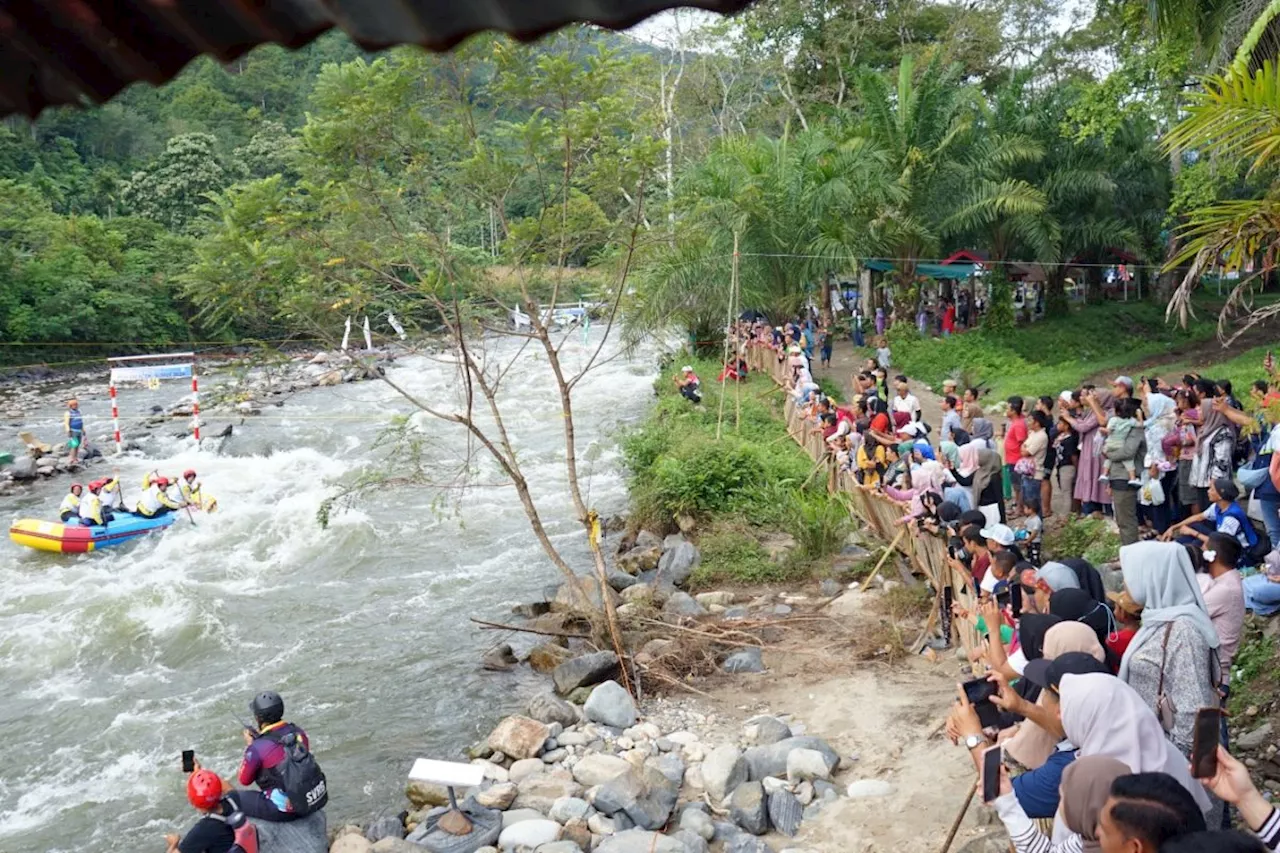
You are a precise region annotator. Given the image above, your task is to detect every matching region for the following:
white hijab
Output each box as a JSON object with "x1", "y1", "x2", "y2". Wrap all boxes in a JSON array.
[{"x1": 1118, "y1": 541, "x2": 1219, "y2": 682}]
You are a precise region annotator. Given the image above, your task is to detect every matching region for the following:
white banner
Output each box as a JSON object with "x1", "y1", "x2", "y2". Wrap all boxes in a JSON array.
[{"x1": 110, "y1": 363, "x2": 192, "y2": 383}]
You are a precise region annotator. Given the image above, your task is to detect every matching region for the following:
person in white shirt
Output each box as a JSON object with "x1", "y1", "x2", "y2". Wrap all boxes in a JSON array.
[{"x1": 892, "y1": 382, "x2": 921, "y2": 423}]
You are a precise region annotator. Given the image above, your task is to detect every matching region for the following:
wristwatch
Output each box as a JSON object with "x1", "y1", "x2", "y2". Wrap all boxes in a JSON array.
[{"x1": 964, "y1": 734, "x2": 985, "y2": 750}]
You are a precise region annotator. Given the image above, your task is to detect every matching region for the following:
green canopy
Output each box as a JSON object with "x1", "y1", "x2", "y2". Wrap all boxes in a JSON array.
[{"x1": 863, "y1": 260, "x2": 978, "y2": 280}]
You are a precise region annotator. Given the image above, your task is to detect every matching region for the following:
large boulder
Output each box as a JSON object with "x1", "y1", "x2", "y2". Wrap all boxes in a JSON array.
[
  {"x1": 548, "y1": 796, "x2": 591, "y2": 824},
  {"x1": 571, "y1": 753, "x2": 634, "y2": 787},
  {"x1": 661, "y1": 592, "x2": 706, "y2": 619},
  {"x1": 634, "y1": 530, "x2": 663, "y2": 551},
  {"x1": 253, "y1": 810, "x2": 328, "y2": 853},
  {"x1": 553, "y1": 651, "x2": 620, "y2": 695},
  {"x1": 723, "y1": 648, "x2": 764, "y2": 674},
  {"x1": 10, "y1": 456, "x2": 36, "y2": 480},
  {"x1": 742, "y1": 737, "x2": 839, "y2": 781},
  {"x1": 552, "y1": 576, "x2": 621, "y2": 614},
  {"x1": 487, "y1": 716, "x2": 550, "y2": 760},
  {"x1": 584, "y1": 680, "x2": 638, "y2": 729},
  {"x1": 786, "y1": 748, "x2": 833, "y2": 783},
  {"x1": 656, "y1": 541, "x2": 700, "y2": 586},
  {"x1": 527, "y1": 692, "x2": 578, "y2": 727},
  {"x1": 617, "y1": 545, "x2": 662, "y2": 575},
  {"x1": 512, "y1": 771, "x2": 583, "y2": 813},
  {"x1": 701, "y1": 745, "x2": 748, "y2": 803},
  {"x1": 591, "y1": 763, "x2": 679, "y2": 830},
  {"x1": 527, "y1": 644, "x2": 573, "y2": 674},
  {"x1": 743, "y1": 716, "x2": 791, "y2": 746},
  {"x1": 729, "y1": 782, "x2": 769, "y2": 835}
]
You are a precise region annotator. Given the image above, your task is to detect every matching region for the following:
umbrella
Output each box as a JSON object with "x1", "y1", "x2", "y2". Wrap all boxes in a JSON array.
[{"x1": 739, "y1": 309, "x2": 769, "y2": 323}]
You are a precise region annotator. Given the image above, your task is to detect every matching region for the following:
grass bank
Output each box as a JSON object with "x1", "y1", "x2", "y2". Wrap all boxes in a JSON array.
[
  {"x1": 880, "y1": 300, "x2": 1219, "y2": 400},
  {"x1": 621, "y1": 356, "x2": 851, "y2": 588}
]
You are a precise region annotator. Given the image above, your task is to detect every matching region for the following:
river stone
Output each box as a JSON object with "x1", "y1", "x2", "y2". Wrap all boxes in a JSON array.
[
  {"x1": 1237, "y1": 723, "x2": 1274, "y2": 750},
  {"x1": 549, "y1": 796, "x2": 591, "y2": 824},
  {"x1": 657, "y1": 541, "x2": 700, "y2": 586},
  {"x1": 650, "y1": 753, "x2": 685, "y2": 787},
  {"x1": 537, "y1": 843, "x2": 584, "y2": 853},
  {"x1": 497, "y1": 818, "x2": 561, "y2": 850},
  {"x1": 635, "y1": 530, "x2": 663, "y2": 551},
  {"x1": 482, "y1": 643, "x2": 519, "y2": 671},
  {"x1": 592, "y1": 763, "x2": 678, "y2": 830},
  {"x1": 723, "y1": 648, "x2": 765, "y2": 674},
  {"x1": 767, "y1": 790, "x2": 803, "y2": 837},
  {"x1": 607, "y1": 570, "x2": 638, "y2": 591},
  {"x1": 488, "y1": 716, "x2": 550, "y2": 760},
  {"x1": 618, "y1": 545, "x2": 662, "y2": 575},
  {"x1": 588, "y1": 813, "x2": 619, "y2": 835},
  {"x1": 846, "y1": 779, "x2": 895, "y2": 798},
  {"x1": 663, "y1": 533, "x2": 686, "y2": 550},
  {"x1": 332, "y1": 836, "x2": 374, "y2": 853},
  {"x1": 695, "y1": 591, "x2": 735, "y2": 607},
  {"x1": 573, "y1": 753, "x2": 634, "y2": 787},
  {"x1": 702, "y1": 745, "x2": 748, "y2": 802},
  {"x1": 724, "y1": 836, "x2": 774, "y2": 853},
  {"x1": 528, "y1": 692, "x2": 579, "y2": 728},
  {"x1": 253, "y1": 811, "x2": 328, "y2": 853},
  {"x1": 541, "y1": 748, "x2": 567, "y2": 764},
  {"x1": 620, "y1": 584, "x2": 654, "y2": 605},
  {"x1": 584, "y1": 680, "x2": 638, "y2": 729},
  {"x1": 743, "y1": 716, "x2": 791, "y2": 746},
  {"x1": 672, "y1": 829, "x2": 709, "y2": 853},
  {"x1": 365, "y1": 816, "x2": 405, "y2": 842},
  {"x1": 502, "y1": 809, "x2": 549, "y2": 827},
  {"x1": 596, "y1": 830, "x2": 685, "y2": 853},
  {"x1": 729, "y1": 782, "x2": 769, "y2": 835},
  {"x1": 553, "y1": 652, "x2": 621, "y2": 695},
  {"x1": 513, "y1": 772, "x2": 582, "y2": 813},
  {"x1": 371, "y1": 841, "x2": 421, "y2": 853},
  {"x1": 510, "y1": 758, "x2": 546, "y2": 783},
  {"x1": 407, "y1": 780, "x2": 451, "y2": 807},
  {"x1": 560, "y1": 817, "x2": 592, "y2": 851},
  {"x1": 552, "y1": 576, "x2": 622, "y2": 614},
  {"x1": 662, "y1": 592, "x2": 706, "y2": 619},
  {"x1": 528, "y1": 644, "x2": 573, "y2": 674},
  {"x1": 10, "y1": 456, "x2": 36, "y2": 480},
  {"x1": 477, "y1": 782, "x2": 518, "y2": 810},
  {"x1": 743, "y1": 737, "x2": 839, "y2": 781},
  {"x1": 786, "y1": 748, "x2": 832, "y2": 783},
  {"x1": 679, "y1": 807, "x2": 716, "y2": 841}
]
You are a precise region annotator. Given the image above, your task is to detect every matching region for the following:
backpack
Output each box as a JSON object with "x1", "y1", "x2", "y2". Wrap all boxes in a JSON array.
[{"x1": 262, "y1": 729, "x2": 328, "y2": 816}]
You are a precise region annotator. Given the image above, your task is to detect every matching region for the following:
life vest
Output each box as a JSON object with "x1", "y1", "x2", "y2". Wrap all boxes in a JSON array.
[
  {"x1": 180, "y1": 481, "x2": 201, "y2": 505},
  {"x1": 78, "y1": 493, "x2": 103, "y2": 525},
  {"x1": 65, "y1": 408, "x2": 83, "y2": 432},
  {"x1": 216, "y1": 801, "x2": 260, "y2": 853},
  {"x1": 102, "y1": 481, "x2": 124, "y2": 510},
  {"x1": 58, "y1": 493, "x2": 80, "y2": 516},
  {"x1": 136, "y1": 484, "x2": 173, "y2": 516}
]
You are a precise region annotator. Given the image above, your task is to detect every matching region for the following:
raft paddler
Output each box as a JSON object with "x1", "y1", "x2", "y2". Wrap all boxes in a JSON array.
[
  {"x1": 100, "y1": 476, "x2": 125, "y2": 512},
  {"x1": 59, "y1": 483, "x2": 83, "y2": 522},
  {"x1": 136, "y1": 476, "x2": 181, "y2": 518},
  {"x1": 179, "y1": 469, "x2": 202, "y2": 508},
  {"x1": 79, "y1": 480, "x2": 113, "y2": 526}
]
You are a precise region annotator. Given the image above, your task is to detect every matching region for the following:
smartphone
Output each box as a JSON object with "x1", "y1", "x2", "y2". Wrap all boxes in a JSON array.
[
  {"x1": 981, "y1": 745, "x2": 1003, "y2": 803},
  {"x1": 181, "y1": 749, "x2": 195, "y2": 773},
  {"x1": 962, "y1": 677, "x2": 1002, "y2": 728},
  {"x1": 1191, "y1": 708, "x2": 1222, "y2": 779},
  {"x1": 1010, "y1": 584, "x2": 1023, "y2": 619}
]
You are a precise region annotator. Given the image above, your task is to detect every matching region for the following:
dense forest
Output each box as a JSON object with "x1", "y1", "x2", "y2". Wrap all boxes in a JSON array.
[{"x1": 0, "y1": 0, "x2": 1276, "y2": 361}]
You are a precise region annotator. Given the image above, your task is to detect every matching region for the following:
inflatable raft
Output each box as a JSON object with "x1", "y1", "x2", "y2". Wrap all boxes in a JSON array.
[{"x1": 9, "y1": 512, "x2": 178, "y2": 553}]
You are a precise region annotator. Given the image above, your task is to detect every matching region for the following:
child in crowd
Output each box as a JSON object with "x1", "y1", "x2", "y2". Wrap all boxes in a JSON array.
[
  {"x1": 1015, "y1": 499, "x2": 1043, "y2": 565},
  {"x1": 819, "y1": 324, "x2": 832, "y2": 368},
  {"x1": 1100, "y1": 396, "x2": 1144, "y2": 485},
  {"x1": 1106, "y1": 589, "x2": 1143, "y2": 662},
  {"x1": 875, "y1": 337, "x2": 892, "y2": 371}
]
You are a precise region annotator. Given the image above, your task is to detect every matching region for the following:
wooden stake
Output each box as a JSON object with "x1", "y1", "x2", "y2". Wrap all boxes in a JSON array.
[
  {"x1": 860, "y1": 528, "x2": 907, "y2": 592},
  {"x1": 937, "y1": 784, "x2": 976, "y2": 853}
]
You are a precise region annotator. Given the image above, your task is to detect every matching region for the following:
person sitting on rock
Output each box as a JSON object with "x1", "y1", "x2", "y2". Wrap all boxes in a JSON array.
[
  {"x1": 59, "y1": 483, "x2": 83, "y2": 522},
  {"x1": 236, "y1": 690, "x2": 326, "y2": 822},
  {"x1": 165, "y1": 769, "x2": 237, "y2": 853}
]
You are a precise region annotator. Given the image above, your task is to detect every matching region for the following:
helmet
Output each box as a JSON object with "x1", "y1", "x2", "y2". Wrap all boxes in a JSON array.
[
  {"x1": 153, "y1": 477, "x2": 170, "y2": 488},
  {"x1": 88, "y1": 480, "x2": 103, "y2": 493},
  {"x1": 70, "y1": 483, "x2": 83, "y2": 495},
  {"x1": 187, "y1": 769, "x2": 222, "y2": 811},
  {"x1": 183, "y1": 469, "x2": 197, "y2": 481},
  {"x1": 250, "y1": 690, "x2": 284, "y2": 725}
]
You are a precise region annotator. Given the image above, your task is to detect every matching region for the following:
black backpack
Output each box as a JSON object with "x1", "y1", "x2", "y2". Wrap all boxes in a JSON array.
[{"x1": 262, "y1": 729, "x2": 328, "y2": 816}]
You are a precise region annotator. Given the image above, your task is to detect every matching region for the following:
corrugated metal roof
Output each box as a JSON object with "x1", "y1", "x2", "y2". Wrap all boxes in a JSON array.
[{"x1": 0, "y1": 0, "x2": 755, "y2": 118}]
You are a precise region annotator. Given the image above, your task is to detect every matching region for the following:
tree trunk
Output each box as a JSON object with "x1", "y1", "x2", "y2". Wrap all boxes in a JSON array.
[
  {"x1": 1046, "y1": 266, "x2": 1068, "y2": 316},
  {"x1": 821, "y1": 271, "x2": 832, "y2": 317}
]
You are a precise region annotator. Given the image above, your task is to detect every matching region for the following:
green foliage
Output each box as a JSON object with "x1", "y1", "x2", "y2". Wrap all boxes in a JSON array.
[
  {"x1": 1043, "y1": 516, "x2": 1121, "y2": 565},
  {"x1": 690, "y1": 522, "x2": 797, "y2": 586},
  {"x1": 982, "y1": 269, "x2": 1016, "y2": 334},
  {"x1": 1227, "y1": 617, "x2": 1278, "y2": 716},
  {"x1": 120, "y1": 133, "x2": 228, "y2": 230}
]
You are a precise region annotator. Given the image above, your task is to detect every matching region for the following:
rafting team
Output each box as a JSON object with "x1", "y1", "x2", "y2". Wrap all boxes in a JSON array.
[{"x1": 58, "y1": 470, "x2": 213, "y2": 526}]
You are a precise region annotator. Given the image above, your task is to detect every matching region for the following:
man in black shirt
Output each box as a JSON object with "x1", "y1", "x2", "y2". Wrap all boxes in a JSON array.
[{"x1": 165, "y1": 769, "x2": 235, "y2": 853}]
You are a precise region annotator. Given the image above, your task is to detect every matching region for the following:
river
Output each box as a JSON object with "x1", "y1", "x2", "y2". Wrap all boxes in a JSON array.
[{"x1": 0, "y1": 336, "x2": 661, "y2": 852}]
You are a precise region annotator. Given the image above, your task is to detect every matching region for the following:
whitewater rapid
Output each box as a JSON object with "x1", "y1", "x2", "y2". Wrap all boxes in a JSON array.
[{"x1": 0, "y1": 336, "x2": 662, "y2": 852}]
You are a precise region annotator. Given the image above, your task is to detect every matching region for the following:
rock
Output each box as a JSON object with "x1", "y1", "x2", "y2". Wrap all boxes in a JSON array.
[
  {"x1": 588, "y1": 813, "x2": 619, "y2": 836},
  {"x1": 702, "y1": 745, "x2": 748, "y2": 802},
  {"x1": 743, "y1": 738, "x2": 839, "y2": 781},
  {"x1": 528, "y1": 644, "x2": 574, "y2": 674},
  {"x1": 542, "y1": 748, "x2": 567, "y2": 763},
  {"x1": 474, "y1": 760, "x2": 508, "y2": 782},
  {"x1": 846, "y1": 779, "x2": 894, "y2": 798},
  {"x1": 371, "y1": 841, "x2": 421, "y2": 853},
  {"x1": 560, "y1": 817, "x2": 592, "y2": 851},
  {"x1": 618, "y1": 545, "x2": 662, "y2": 575},
  {"x1": 723, "y1": 607, "x2": 749, "y2": 620},
  {"x1": 767, "y1": 790, "x2": 803, "y2": 837},
  {"x1": 592, "y1": 763, "x2": 678, "y2": 830},
  {"x1": 679, "y1": 808, "x2": 715, "y2": 841},
  {"x1": 331, "y1": 836, "x2": 374, "y2": 853},
  {"x1": 635, "y1": 530, "x2": 663, "y2": 551},
  {"x1": 584, "y1": 681, "x2": 638, "y2": 729},
  {"x1": 675, "y1": 514, "x2": 696, "y2": 533},
  {"x1": 573, "y1": 753, "x2": 634, "y2": 787},
  {"x1": 1238, "y1": 723, "x2": 1274, "y2": 751},
  {"x1": 553, "y1": 652, "x2": 621, "y2": 695},
  {"x1": 824, "y1": 590, "x2": 869, "y2": 618},
  {"x1": 818, "y1": 579, "x2": 842, "y2": 597},
  {"x1": 772, "y1": 604, "x2": 792, "y2": 616},
  {"x1": 657, "y1": 541, "x2": 700, "y2": 586},
  {"x1": 724, "y1": 837, "x2": 773, "y2": 853},
  {"x1": 513, "y1": 772, "x2": 583, "y2": 813},
  {"x1": 549, "y1": 796, "x2": 592, "y2": 824},
  {"x1": 567, "y1": 686, "x2": 594, "y2": 705},
  {"x1": 635, "y1": 638, "x2": 675, "y2": 665},
  {"x1": 502, "y1": 808, "x2": 547, "y2": 827},
  {"x1": 695, "y1": 591, "x2": 735, "y2": 607},
  {"x1": 510, "y1": 758, "x2": 546, "y2": 783},
  {"x1": 743, "y1": 716, "x2": 792, "y2": 746},
  {"x1": 553, "y1": 576, "x2": 622, "y2": 615},
  {"x1": 483, "y1": 643, "x2": 519, "y2": 671},
  {"x1": 649, "y1": 754, "x2": 684, "y2": 787},
  {"x1": 620, "y1": 584, "x2": 654, "y2": 605},
  {"x1": 672, "y1": 829, "x2": 709, "y2": 853},
  {"x1": 786, "y1": 749, "x2": 832, "y2": 783},
  {"x1": 488, "y1": 716, "x2": 551, "y2": 760},
  {"x1": 407, "y1": 780, "x2": 450, "y2": 807},
  {"x1": 365, "y1": 816, "x2": 404, "y2": 842},
  {"x1": 477, "y1": 782, "x2": 519, "y2": 810},
  {"x1": 10, "y1": 456, "x2": 36, "y2": 480},
  {"x1": 254, "y1": 812, "x2": 329, "y2": 853},
  {"x1": 607, "y1": 570, "x2": 638, "y2": 591},
  {"x1": 537, "y1": 843, "x2": 583, "y2": 853},
  {"x1": 497, "y1": 818, "x2": 561, "y2": 850},
  {"x1": 310, "y1": 352, "x2": 331, "y2": 364},
  {"x1": 684, "y1": 764, "x2": 705, "y2": 791},
  {"x1": 596, "y1": 830, "x2": 685, "y2": 853},
  {"x1": 662, "y1": 592, "x2": 707, "y2": 619},
  {"x1": 811, "y1": 780, "x2": 836, "y2": 800},
  {"x1": 723, "y1": 648, "x2": 765, "y2": 674},
  {"x1": 794, "y1": 781, "x2": 814, "y2": 806},
  {"x1": 528, "y1": 692, "x2": 579, "y2": 727},
  {"x1": 662, "y1": 533, "x2": 686, "y2": 550},
  {"x1": 729, "y1": 782, "x2": 769, "y2": 835}
]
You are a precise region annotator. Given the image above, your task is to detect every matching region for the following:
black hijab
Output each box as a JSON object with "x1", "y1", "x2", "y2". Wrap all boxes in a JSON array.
[
  {"x1": 1059, "y1": 558, "x2": 1107, "y2": 605},
  {"x1": 1017, "y1": 614, "x2": 1063, "y2": 663},
  {"x1": 1049, "y1": 588, "x2": 1121, "y2": 672}
]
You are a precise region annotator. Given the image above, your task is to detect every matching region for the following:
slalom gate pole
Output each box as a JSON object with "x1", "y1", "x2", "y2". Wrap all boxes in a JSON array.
[{"x1": 110, "y1": 381, "x2": 121, "y2": 454}]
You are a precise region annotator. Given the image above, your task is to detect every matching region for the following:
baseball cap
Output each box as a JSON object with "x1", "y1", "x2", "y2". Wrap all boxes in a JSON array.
[
  {"x1": 1107, "y1": 589, "x2": 1143, "y2": 617},
  {"x1": 897, "y1": 422, "x2": 928, "y2": 437},
  {"x1": 979, "y1": 523, "x2": 1016, "y2": 547},
  {"x1": 1021, "y1": 652, "x2": 1111, "y2": 692},
  {"x1": 681, "y1": 365, "x2": 694, "y2": 373},
  {"x1": 1113, "y1": 375, "x2": 1135, "y2": 392}
]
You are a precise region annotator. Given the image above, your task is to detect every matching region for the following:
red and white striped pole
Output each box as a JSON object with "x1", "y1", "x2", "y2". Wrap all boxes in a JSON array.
[
  {"x1": 191, "y1": 368, "x2": 200, "y2": 445},
  {"x1": 110, "y1": 381, "x2": 121, "y2": 454}
]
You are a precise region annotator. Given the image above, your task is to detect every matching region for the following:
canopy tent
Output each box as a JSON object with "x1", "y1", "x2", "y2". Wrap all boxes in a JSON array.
[
  {"x1": 739, "y1": 309, "x2": 769, "y2": 322},
  {"x1": 0, "y1": 0, "x2": 756, "y2": 118},
  {"x1": 862, "y1": 260, "x2": 980, "y2": 280}
]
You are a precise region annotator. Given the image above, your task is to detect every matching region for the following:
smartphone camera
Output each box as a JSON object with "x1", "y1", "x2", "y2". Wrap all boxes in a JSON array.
[
  {"x1": 962, "y1": 677, "x2": 1003, "y2": 729},
  {"x1": 982, "y1": 746, "x2": 1003, "y2": 803}
]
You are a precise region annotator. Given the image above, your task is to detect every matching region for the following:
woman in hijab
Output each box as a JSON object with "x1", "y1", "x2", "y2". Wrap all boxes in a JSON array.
[
  {"x1": 967, "y1": 439, "x2": 1007, "y2": 525},
  {"x1": 1004, "y1": 622, "x2": 1107, "y2": 772},
  {"x1": 1066, "y1": 389, "x2": 1112, "y2": 516},
  {"x1": 1191, "y1": 389, "x2": 1240, "y2": 508},
  {"x1": 1118, "y1": 541, "x2": 1221, "y2": 765},
  {"x1": 1059, "y1": 671, "x2": 1213, "y2": 817},
  {"x1": 1141, "y1": 386, "x2": 1180, "y2": 533},
  {"x1": 1049, "y1": 588, "x2": 1120, "y2": 672},
  {"x1": 885, "y1": 459, "x2": 948, "y2": 522},
  {"x1": 986, "y1": 612, "x2": 1062, "y2": 682},
  {"x1": 971, "y1": 416, "x2": 996, "y2": 451},
  {"x1": 1057, "y1": 557, "x2": 1108, "y2": 604}
]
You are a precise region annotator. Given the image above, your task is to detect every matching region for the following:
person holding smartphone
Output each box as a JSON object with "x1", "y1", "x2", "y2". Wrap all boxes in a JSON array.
[{"x1": 164, "y1": 768, "x2": 235, "y2": 853}]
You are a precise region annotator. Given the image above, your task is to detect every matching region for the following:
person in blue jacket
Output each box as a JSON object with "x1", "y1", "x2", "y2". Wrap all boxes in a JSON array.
[{"x1": 1164, "y1": 477, "x2": 1260, "y2": 565}]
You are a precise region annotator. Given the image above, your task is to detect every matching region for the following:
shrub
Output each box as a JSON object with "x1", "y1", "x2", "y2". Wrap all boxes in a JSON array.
[
  {"x1": 689, "y1": 522, "x2": 803, "y2": 586},
  {"x1": 1043, "y1": 515, "x2": 1120, "y2": 564}
]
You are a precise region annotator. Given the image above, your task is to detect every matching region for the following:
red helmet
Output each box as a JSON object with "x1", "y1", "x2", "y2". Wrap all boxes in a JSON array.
[
  {"x1": 154, "y1": 477, "x2": 170, "y2": 488},
  {"x1": 88, "y1": 480, "x2": 104, "y2": 493},
  {"x1": 186, "y1": 769, "x2": 222, "y2": 810},
  {"x1": 183, "y1": 469, "x2": 197, "y2": 481},
  {"x1": 70, "y1": 483, "x2": 83, "y2": 494}
]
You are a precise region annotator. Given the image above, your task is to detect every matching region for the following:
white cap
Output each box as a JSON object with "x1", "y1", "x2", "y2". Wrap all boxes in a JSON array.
[
  {"x1": 979, "y1": 523, "x2": 1016, "y2": 547},
  {"x1": 1059, "y1": 390, "x2": 1073, "y2": 403},
  {"x1": 897, "y1": 422, "x2": 927, "y2": 437},
  {"x1": 681, "y1": 365, "x2": 694, "y2": 373}
]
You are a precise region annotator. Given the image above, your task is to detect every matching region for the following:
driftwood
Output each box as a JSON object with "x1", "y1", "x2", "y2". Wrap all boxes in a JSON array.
[{"x1": 469, "y1": 616, "x2": 590, "y2": 639}]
